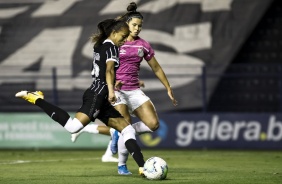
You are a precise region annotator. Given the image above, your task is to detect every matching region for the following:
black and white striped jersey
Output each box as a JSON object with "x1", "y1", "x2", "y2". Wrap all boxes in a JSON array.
[{"x1": 90, "y1": 39, "x2": 119, "y2": 93}]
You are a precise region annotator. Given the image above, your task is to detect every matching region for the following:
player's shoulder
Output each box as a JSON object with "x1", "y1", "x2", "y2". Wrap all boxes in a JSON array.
[
  {"x1": 103, "y1": 39, "x2": 118, "y2": 49},
  {"x1": 135, "y1": 37, "x2": 151, "y2": 47},
  {"x1": 135, "y1": 36, "x2": 148, "y2": 43}
]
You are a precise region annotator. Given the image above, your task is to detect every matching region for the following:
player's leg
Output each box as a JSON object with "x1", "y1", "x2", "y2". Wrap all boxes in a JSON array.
[
  {"x1": 71, "y1": 123, "x2": 118, "y2": 162},
  {"x1": 117, "y1": 135, "x2": 131, "y2": 175},
  {"x1": 101, "y1": 127, "x2": 119, "y2": 162},
  {"x1": 111, "y1": 104, "x2": 131, "y2": 154},
  {"x1": 108, "y1": 118, "x2": 145, "y2": 175},
  {"x1": 133, "y1": 100, "x2": 159, "y2": 132},
  {"x1": 113, "y1": 102, "x2": 157, "y2": 175},
  {"x1": 112, "y1": 103, "x2": 134, "y2": 173},
  {"x1": 15, "y1": 90, "x2": 89, "y2": 133},
  {"x1": 102, "y1": 105, "x2": 145, "y2": 175},
  {"x1": 102, "y1": 139, "x2": 119, "y2": 162},
  {"x1": 113, "y1": 101, "x2": 157, "y2": 175},
  {"x1": 71, "y1": 124, "x2": 111, "y2": 142},
  {"x1": 114, "y1": 104, "x2": 132, "y2": 123},
  {"x1": 127, "y1": 89, "x2": 159, "y2": 133}
]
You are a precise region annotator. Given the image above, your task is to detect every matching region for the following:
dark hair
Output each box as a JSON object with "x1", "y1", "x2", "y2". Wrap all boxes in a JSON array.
[
  {"x1": 90, "y1": 19, "x2": 129, "y2": 48},
  {"x1": 117, "y1": 2, "x2": 143, "y2": 22}
]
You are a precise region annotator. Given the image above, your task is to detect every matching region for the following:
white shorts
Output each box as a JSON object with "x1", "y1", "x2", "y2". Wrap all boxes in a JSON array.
[{"x1": 113, "y1": 89, "x2": 150, "y2": 115}]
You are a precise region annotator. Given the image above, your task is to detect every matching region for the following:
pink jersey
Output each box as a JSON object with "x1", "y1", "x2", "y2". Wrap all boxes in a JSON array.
[{"x1": 116, "y1": 37, "x2": 155, "y2": 90}]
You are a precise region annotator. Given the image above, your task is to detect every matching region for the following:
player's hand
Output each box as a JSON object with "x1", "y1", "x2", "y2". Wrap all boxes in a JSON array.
[
  {"x1": 108, "y1": 92, "x2": 117, "y2": 104},
  {"x1": 168, "y1": 89, "x2": 178, "y2": 106},
  {"x1": 139, "y1": 80, "x2": 145, "y2": 88},
  {"x1": 114, "y1": 80, "x2": 124, "y2": 91}
]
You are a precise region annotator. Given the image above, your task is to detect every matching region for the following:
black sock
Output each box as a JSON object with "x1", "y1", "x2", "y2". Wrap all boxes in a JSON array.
[
  {"x1": 35, "y1": 99, "x2": 70, "y2": 127},
  {"x1": 125, "y1": 139, "x2": 145, "y2": 167}
]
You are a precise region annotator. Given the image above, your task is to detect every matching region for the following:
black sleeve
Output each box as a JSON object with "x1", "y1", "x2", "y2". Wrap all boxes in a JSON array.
[{"x1": 105, "y1": 45, "x2": 119, "y2": 66}]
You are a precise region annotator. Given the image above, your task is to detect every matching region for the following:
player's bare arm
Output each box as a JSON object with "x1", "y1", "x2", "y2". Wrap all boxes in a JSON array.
[
  {"x1": 148, "y1": 57, "x2": 178, "y2": 106},
  {"x1": 106, "y1": 60, "x2": 117, "y2": 104}
]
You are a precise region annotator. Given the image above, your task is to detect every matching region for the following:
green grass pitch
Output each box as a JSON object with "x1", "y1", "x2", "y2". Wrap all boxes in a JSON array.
[{"x1": 0, "y1": 149, "x2": 281, "y2": 184}]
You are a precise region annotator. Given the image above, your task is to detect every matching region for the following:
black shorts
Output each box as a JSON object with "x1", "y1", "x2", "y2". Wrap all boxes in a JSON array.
[{"x1": 77, "y1": 86, "x2": 123, "y2": 125}]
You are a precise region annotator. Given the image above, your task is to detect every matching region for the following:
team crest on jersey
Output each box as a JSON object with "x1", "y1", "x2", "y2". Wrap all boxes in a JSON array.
[
  {"x1": 93, "y1": 109, "x2": 100, "y2": 118},
  {"x1": 120, "y1": 49, "x2": 126, "y2": 54},
  {"x1": 137, "y1": 48, "x2": 144, "y2": 57}
]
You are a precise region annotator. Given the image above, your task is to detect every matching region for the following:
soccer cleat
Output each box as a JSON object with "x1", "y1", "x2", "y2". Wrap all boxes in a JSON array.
[
  {"x1": 15, "y1": 90, "x2": 44, "y2": 104},
  {"x1": 110, "y1": 130, "x2": 119, "y2": 154},
  {"x1": 71, "y1": 132, "x2": 82, "y2": 143},
  {"x1": 118, "y1": 165, "x2": 132, "y2": 175},
  {"x1": 139, "y1": 167, "x2": 145, "y2": 177},
  {"x1": 101, "y1": 155, "x2": 119, "y2": 163}
]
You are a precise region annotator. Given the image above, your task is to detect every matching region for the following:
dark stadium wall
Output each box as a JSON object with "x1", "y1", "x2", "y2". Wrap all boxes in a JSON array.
[
  {"x1": 0, "y1": 0, "x2": 274, "y2": 112},
  {"x1": 208, "y1": 0, "x2": 282, "y2": 112}
]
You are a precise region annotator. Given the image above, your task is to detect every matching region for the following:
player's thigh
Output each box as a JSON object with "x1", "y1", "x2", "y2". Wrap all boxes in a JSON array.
[
  {"x1": 100, "y1": 106, "x2": 130, "y2": 132},
  {"x1": 108, "y1": 117, "x2": 130, "y2": 132},
  {"x1": 133, "y1": 100, "x2": 159, "y2": 129},
  {"x1": 114, "y1": 104, "x2": 132, "y2": 123}
]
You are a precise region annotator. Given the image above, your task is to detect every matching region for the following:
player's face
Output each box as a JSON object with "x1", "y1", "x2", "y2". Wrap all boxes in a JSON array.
[
  {"x1": 113, "y1": 27, "x2": 129, "y2": 47},
  {"x1": 128, "y1": 18, "x2": 142, "y2": 38}
]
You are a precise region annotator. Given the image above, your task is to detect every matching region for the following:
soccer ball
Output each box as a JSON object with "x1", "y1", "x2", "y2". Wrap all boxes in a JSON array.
[{"x1": 143, "y1": 156, "x2": 168, "y2": 180}]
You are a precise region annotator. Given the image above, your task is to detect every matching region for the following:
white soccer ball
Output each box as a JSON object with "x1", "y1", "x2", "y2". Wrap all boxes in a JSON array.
[{"x1": 143, "y1": 156, "x2": 168, "y2": 180}]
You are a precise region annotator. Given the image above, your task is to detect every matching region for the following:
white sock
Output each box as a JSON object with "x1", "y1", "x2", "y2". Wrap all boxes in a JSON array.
[
  {"x1": 121, "y1": 125, "x2": 136, "y2": 142},
  {"x1": 80, "y1": 124, "x2": 99, "y2": 134},
  {"x1": 103, "y1": 140, "x2": 114, "y2": 157},
  {"x1": 132, "y1": 121, "x2": 153, "y2": 135},
  {"x1": 117, "y1": 135, "x2": 129, "y2": 166},
  {"x1": 70, "y1": 123, "x2": 100, "y2": 142},
  {"x1": 64, "y1": 118, "x2": 84, "y2": 133}
]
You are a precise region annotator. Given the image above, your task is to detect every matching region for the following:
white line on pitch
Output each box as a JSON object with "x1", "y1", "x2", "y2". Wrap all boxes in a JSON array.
[{"x1": 0, "y1": 157, "x2": 100, "y2": 165}]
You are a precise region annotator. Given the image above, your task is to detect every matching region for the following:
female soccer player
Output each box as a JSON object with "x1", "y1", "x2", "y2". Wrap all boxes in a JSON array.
[
  {"x1": 72, "y1": 2, "x2": 177, "y2": 175},
  {"x1": 15, "y1": 18, "x2": 145, "y2": 176}
]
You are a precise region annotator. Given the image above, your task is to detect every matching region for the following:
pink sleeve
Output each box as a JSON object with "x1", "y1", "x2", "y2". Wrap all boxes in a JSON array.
[{"x1": 143, "y1": 40, "x2": 155, "y2": 61}]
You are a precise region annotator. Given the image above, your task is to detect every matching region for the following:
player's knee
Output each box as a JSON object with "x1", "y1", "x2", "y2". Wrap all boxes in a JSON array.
[
  {"x1": 64, "y1": 118, "x2": 84, "y2": 133},
  {"x1": 148, "y1": 120, "x2": 159, "y2": 131}
]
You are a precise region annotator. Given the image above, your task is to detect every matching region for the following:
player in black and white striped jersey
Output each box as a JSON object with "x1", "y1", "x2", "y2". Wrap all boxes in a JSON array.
[{"x1": 15, "y1": 18, "x2": 145, "y2": 176}]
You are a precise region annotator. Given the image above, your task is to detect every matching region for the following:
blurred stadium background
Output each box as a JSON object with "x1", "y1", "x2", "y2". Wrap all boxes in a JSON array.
[{"x1": 0, "y1": 0, "x2": 281, "y2": 150}]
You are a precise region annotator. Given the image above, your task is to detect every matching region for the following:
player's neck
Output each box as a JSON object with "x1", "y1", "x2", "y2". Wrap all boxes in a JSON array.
[{"x1": 127, "y1": 36, "x2": 138, "y2": 42}]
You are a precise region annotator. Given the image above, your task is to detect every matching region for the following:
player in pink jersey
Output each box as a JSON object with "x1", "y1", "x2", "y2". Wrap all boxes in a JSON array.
[{"x1": 71, "y1": 2, "x2": 177, "y2": 175}]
